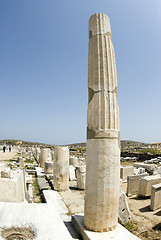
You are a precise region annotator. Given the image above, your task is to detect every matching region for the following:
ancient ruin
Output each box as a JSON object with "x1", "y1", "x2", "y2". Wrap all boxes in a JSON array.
[
  {"x1": 0, "y1": 10, "x2": 160, "y2": 240},
  {"x1": 53, "y1": 146, "x2": 69, "y2": 191}
]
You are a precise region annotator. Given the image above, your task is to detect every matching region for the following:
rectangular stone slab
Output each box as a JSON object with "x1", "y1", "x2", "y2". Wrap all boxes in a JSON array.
[
  {"x1": 72, "y1": 214, "x2": 141, "y2": 240},
  {"x1": 0, "y1": 202, "x2": 72, "y2": 240},
  {"x1": 150, "y1": 183, "x2": 161, "y2": 210},
  {"x1": 139, "y1": 175, "x2": 161, "y2": 197},
  {"x1": 120, "y1": 166, "x2": 134, "y2": 181},
  {"x1": 127, "y1": 173, "x2": 148, "y2": 196}
]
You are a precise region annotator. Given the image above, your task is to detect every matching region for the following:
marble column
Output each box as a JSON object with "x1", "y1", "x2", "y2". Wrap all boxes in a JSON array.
[
  {"x1": 53, "y1": 146, "x2": 69, "y2": 191},
  {"x1": 84, "y1": 13, "x2": 120, "y2": 232}
]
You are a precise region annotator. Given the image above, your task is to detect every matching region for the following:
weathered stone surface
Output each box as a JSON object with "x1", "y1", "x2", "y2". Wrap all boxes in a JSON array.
[
  {"x1": 0, "y1": 202, "x2": 73, "y2": 240},
  {"x1": 84, "y1": 13, "x2": 120, "y2": 232},
  {"x1": 133, "y1": 163, "x2": 156, "y2": 174},
  {"x1": 1, "y1": 168, "x2": 11, "y2": 178},
  {"x1": 69, "y1": 165, "x2": 76, "y2": 181},
  {"x1": 37, "y1": 178, "x2": 50, "y2": 191},
  {"x1": 119, "y1": 191, "x2": 131, "y2": 225},
  {"x1": 19, "y1": 157, "x2": 25, "y2": 168},
  {"x1": 72, "y1": 214, "x2": 141, "y2": 240},
  {"x1": 53, "y1": 146, "x2": 69, "y2": 191},
  {"x1": 134, "y1": 167, "x2": 146, "y2": 175},
  {"x1": 127, "y1": 173, "x2": 149, "y2": 196},
  {"x1": 35, "y1": 147, "x2": 40, "y2": 162},
  {"x1": 35, "y1": 167, "x2": 45, "y2": 178},
  {"x1": 153, "y1": 166, "x2": 161, "y2": 176},
  {"x1": 0, "y1": 170, "x2": 25, "y2": 202},
  {"x1": 69, "y1": 156, "x2": 79, "y2": 167},
  {"x1": 120, "y1": 166, "x2": 134, "y2": 181},
  {"x1": 44, "y1": 161, "x2": 53, "y2": 174},
  {"x1": 139, "y1": 175, "x2": 161, "y2": 197},
  {"x1": 76, "y1": 166, "x2": 86, "y2": 190},
  {"x1": 150, "y1": 183, "x2": 161, "y2": 210},
  {"x1": 42, "y1": 190, "x2": 57, "y2": 203}
]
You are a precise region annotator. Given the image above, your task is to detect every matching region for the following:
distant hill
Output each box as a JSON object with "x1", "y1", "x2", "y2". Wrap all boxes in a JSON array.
[
  {"x1": 0, "y1": 139, "x2": 55, "y2": 148},
  {"x1": 66, "y1": 140, "x2": 149, "y2": 149},
  {"x1": 121, "y1": 140, "x2": 148, "y2": 148}
]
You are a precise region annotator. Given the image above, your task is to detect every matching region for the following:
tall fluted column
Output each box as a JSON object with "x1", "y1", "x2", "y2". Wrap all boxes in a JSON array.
[{"x1": 84, "y1": 13, "x2": 120, "y2": 232}]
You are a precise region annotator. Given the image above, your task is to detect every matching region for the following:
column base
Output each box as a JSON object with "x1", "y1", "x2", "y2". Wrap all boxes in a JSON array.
[{"x1": 72, "y1": 214, "x2": 141, "y2": 240}]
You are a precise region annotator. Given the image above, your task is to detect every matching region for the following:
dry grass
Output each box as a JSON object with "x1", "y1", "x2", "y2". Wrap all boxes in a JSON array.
[{"x1": 32, "y1": 176, "x2": 42, "y2": 203}]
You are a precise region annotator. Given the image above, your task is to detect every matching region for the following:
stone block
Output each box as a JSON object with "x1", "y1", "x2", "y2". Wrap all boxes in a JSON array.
[
  {"x1": 19, "y1": 157, "x2": 25, "y2": 168},
  {"x1": 1, "y1": 168, "x2": 11, "y2": 178},
  {"x1": 0, "y1": 170, "x2": 25, "y2": 202},
  {"x1": 35, "y1": 167, "x2": 45, "y2": 178},
  {"x1": 69, "y1": 165, "x2": 76, "y2": 181},
  {"x1": 134, "y1": 167, "x2": 146, "y2": 175},
  {"x1": 44, "y1": 161, "x2": 53, "y2": 174},
  {"x1": 120, "y1": 166, "x2": 134, "y2": 181},
  {"x1": 153, "y1": 166, "x2": 161, "y2": 176},
  {"x1": 150, "y1": 183, "x2": 161, "y2": 210},
  {"x1": 127, "y1": 173, "x2": 149, "y2": 196},
  {"x1": 69, "y1": 156, "x2": 79, "y2": 167},
  {"x1": 76, "y1": 166, "x2": 86, "y2": 190},
  {"x1": 119, "y1": 191, "x2": 131, "y2": 225},
  {"x1": 133, "y1": 163, "x2": 156, "y2": 174},
  {"x1": 139, "y1": 175, "x2": 161, "y2": 197},
  {"x1": 42, "y1": 190, "x2": 57, "y2": 203},
  {"x1": 0, "y1": 202, "x2": 73, "y2": 240},
  {"x1": 37, "y1": 178, "x2": 50, "y2": 191},
  {"x1": 72, "y1": 214, "x2": 141, "y2": 240}
]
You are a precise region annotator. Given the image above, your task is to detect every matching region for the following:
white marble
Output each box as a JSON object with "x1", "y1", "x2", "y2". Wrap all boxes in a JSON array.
[{"x1": 0, "y1": 202, "x2": 72, "y2": 240}]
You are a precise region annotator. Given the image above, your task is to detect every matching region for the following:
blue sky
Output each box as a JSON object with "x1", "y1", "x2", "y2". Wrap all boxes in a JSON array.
[{"x1": 0, "y1": 1, "x2": 160, "y2": 145}]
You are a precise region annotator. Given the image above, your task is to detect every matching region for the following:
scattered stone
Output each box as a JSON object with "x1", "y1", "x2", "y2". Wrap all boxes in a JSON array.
[
  {"x1": 19, "y1": 157, "x2": 25, "y2": 168},
  {"x1": 120, "y1": 166, "x2": 134, "y2": 181},
  {"x1": 35, "y1": 167, "x2": 45, "y2": 178},
  {"x1": 153, "y1": 166, "x2": 161, "y2": 176},
  {"x1": 69, "y1": 156, "x2": 79, "y2": 167},
  {"x1": 150, "y1": 183, "x2": 161, "y2": 210},
  {"x1": 44, "y1": 161, "x2": 53, "y2": 174},
  {"x1": 69, "y1": 165, "x2": 76, "y2": 181},
  {"x1": 138, "y1": 175, "x2": 161, "y2": 197},
  {"x1": 127, "y1": 173, "x2": 149, "y2": 196},
  {"x1": 119, "y1": 191, "x2": 131, "y2": 225},
  {"x1": 37, "y1": 177, "x2": 50, "y2": 192},
  {"x1": 134, "y1": 167, "x2": 145, "y2": 175},
  {"x1": 42, "y1": 189, "x2": 57, "y2": 203},
  {"x1": 72, "y1": 214, "x2": 140, "y2": 240},
  {"x1": 0, "y1": 169, "x2": 25, "y2": 202},
  {"x1": 76, "y1": 166, "x2": 86, "y2": 190},
  {"x1": 133, "y1": 163, "x2": 156, "y2": 174}
]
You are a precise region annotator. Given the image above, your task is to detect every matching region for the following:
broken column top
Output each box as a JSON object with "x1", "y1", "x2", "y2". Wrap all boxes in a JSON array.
[{"x1": 89, "y1": 13, "x2": 111, "y2": 38}]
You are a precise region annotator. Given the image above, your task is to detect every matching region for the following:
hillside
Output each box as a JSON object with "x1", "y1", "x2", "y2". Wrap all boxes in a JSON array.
[{"x1": 0, "y1": 139, "x2": 151, "y2": 150}]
